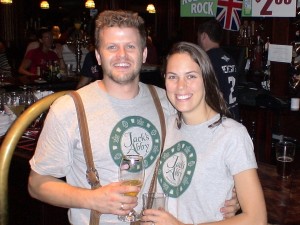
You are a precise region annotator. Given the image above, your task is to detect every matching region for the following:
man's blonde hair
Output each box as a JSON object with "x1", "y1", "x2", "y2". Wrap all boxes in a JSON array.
[{"x1": 95, "y1": 10, "x2": 147, "y2": 49}]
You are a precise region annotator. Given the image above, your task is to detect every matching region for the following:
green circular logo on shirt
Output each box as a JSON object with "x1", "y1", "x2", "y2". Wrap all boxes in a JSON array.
[
  {"x1": 110, "y1": 116, "x2": 160, "y2": 168},
  {"x1": 158, "y1": 141, "x2": 196, "y2": 198}
]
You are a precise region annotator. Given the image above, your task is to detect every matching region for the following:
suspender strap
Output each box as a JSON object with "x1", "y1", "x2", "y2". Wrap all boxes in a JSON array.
[
  {"x1": 146, "y1": 85, "x2": 166, "y2": 194},
  {"x1": 70, "y1": 85, "x2": 166, "y2": 225},
  {"x1": 69, "y1": 91, "x2": 101, "y2": 225},
  {"x1": 147, "y1": 85, "x2": 166, "y2": 151}
]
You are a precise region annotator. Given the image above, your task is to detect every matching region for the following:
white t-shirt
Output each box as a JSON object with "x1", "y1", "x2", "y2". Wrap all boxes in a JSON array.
[
  {"x1": 62, "y1": 44, "x2": 88, "y2": 71},
  {"x1": 157, "y1": 114, "x2": 257, "y2": 224},
  {"x1": 30, "y1": 81, "x2": 175, "y2": 225}
]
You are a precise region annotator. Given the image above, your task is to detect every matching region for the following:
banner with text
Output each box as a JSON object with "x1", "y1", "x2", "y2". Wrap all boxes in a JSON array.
[
  {"x1": 180, "y1": 0, "x2": 217, "y2": 17},
  {"x1": 242, "y1": 0, "x2": 296, "y2": 17}
]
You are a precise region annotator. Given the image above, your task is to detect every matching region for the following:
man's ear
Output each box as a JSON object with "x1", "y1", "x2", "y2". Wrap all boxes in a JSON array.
[
  {"x1": 95, "y1": 49, "x2": 101, "y2": 65},
  {"x1": 201, "y1": 32, "x2": 208, "y2": 40},
  {"x1": 142, "y1": 47, "x2": 148, "y2": 63}
]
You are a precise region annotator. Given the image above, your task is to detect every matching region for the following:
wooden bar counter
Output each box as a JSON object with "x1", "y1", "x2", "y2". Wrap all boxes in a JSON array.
[
  {"x1": 1, "y1": 74, "x2": 78, "y2": 92},
  {"x1": 258, "y1": 162, "x2": 300, "y2": 225}
]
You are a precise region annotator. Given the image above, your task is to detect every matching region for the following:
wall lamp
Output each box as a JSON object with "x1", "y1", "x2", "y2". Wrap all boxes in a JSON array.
[{"x1": 40, "y1": 1, "x2": 49, "y2": 9}]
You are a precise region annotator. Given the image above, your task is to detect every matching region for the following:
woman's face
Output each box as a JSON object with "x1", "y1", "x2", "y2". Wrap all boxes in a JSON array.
[{"x1": 165, "y1": 52, "x2": 207, "y2": 118}]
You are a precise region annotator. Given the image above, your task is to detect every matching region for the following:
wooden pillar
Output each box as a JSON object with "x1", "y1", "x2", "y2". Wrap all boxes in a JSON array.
[
  {"x1": 0, "y1": 1, "x2": 25, "y2": 72},
  {"x1": 0, "y1": 4, "x2": 15, "y2": 45},
  {"x1": 270, "y1": 18, "x2": 290, "y2": 98}
]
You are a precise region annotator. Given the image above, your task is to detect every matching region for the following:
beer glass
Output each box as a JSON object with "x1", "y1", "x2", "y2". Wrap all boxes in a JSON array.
[
  {"x1": 275, "y1": 141, "x2": 296, "y2": 179},
  {"x1": 118, "y1": 155, "x2": 144, "y2": 222}
]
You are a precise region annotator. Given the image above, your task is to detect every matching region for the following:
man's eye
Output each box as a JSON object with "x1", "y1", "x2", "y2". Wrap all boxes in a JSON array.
[
  {"x1": 107, "y1": 45, "x2": 116, "y2": 50},
  {"x1": 127, "y1": 45, "x2": 135, "y2": 49}
]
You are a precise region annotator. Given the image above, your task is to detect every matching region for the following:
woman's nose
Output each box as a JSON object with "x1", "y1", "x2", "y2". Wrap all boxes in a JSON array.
[{"x1": 177, "y1": 77, "x2": 187, "y2": 89}]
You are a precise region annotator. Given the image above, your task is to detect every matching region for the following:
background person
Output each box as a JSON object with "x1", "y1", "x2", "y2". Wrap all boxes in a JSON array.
[
  {"x1": 76, "y1": 50, "x2": 103, "y2": 89},
  {"x1": 197, "y1": 19, "x2": 240, "y2": 121},
  {"x1": 24, "y1": 26, "x2": 64, "y2": 56},
  {"x1": 0, "y1": 37, "x2": 12, "y2": 75},
  {"x1": 18, "y1": 27, "x2": 65, "y2": 77},
  {"x1": 142, "y1": 42, "x2": 267, "y2": 225}
]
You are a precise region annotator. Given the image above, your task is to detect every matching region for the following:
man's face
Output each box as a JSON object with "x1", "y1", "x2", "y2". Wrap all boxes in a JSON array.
[
  {"x1": 197, "y1": 32, "x2": 204, "y2": 49},
  {"x1": 95, "y1": 26, "x2": 147, "y2": 85},
  {"x1": 40, "y1": 32, "x2": 53, "y2": 49}
]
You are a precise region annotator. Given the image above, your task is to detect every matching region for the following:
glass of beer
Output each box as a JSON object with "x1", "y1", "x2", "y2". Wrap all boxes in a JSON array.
[
  {"x1": 143, "y1": 193, "x2": 167, "y2": 210},
  {"x1": 275, "y1": 141, "x2": 296, "y2": 179},
  {"x1": 118, "y1": 155, "x2": 144, "y2": 222}
]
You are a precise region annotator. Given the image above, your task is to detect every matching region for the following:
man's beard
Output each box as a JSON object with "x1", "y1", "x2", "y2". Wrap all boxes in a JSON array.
[{"x1": 106, "y1": 70, "x2": 140, "y2": 85}]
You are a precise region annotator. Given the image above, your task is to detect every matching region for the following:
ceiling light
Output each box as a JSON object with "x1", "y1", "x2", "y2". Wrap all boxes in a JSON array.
[
  {"x1": 40, "y1": 1, "x2": 49, "y2": 9},
  {"x1": 0, "y1": 0, "x2": 13, "y2": 4},
  {"x1": 85, "y1": 0, "x2": 95, "y2": 9},
  {"x1": 146, "y1": 4, "x2": 156, "y2": 14}
]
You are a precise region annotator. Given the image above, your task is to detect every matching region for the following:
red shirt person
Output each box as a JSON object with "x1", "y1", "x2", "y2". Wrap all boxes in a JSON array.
[{"x1": 18, "y1": 27, "x2": 65, "y2": 77}]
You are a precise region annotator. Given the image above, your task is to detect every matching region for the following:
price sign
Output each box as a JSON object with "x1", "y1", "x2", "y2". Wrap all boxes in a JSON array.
[{"x1": 242, "y1": 0, "x2": 296, "y2": 17}]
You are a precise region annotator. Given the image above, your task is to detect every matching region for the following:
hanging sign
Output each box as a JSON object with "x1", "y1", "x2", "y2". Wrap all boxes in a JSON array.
[
  {"x1": 180, "y1": 0, "x2": 218, "y2": 17},
  {"x1": 242, "y1": 0, "x2": 296, "y2": 17}
]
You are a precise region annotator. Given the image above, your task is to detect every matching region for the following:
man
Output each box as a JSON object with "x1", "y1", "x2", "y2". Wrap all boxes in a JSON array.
[
  {"x1": 28, "y1": 11, "x2": 239, "y2": 225},
  {"x1": 76, "y1": 50, "x2": 103, "y2": 89},
  {"x1": 18, "y1": 27, "x2": 66, "y2": 77},
  {"x1": 197, "y1": 19, "x2": 240, "y2": 120}
]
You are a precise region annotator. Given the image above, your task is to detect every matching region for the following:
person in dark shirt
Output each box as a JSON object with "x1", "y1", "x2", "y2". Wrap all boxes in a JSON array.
[
  {"x1": 0, "y1": 38, "x2": 12, "y2": 75},
  {"x1": 197, "y1": 19, "x2": 239, "y2": 120},
  {"x1": 76, "y1": 50, "x2": 102, "y2": 89}
]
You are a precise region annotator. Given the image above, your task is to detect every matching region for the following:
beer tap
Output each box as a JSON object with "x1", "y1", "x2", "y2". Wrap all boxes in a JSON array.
[{"x1": 66, "y1": 22, "x2": 90, "y2": 74}]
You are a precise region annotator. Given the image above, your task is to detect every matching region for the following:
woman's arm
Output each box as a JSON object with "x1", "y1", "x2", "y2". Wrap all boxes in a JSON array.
[{"x1": 141, "y1": 169, "x2": 267, "y2": 225}]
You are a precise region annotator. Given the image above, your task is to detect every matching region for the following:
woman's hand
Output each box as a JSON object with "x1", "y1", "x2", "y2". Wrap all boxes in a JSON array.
[{"x1": 141, "y1": 208, "x2": 184, "y2": 225}]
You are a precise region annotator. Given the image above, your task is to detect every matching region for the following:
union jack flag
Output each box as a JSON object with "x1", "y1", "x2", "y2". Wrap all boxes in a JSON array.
[{"x1": 216, "y1": 0, "x2": 243, "y2": 31}]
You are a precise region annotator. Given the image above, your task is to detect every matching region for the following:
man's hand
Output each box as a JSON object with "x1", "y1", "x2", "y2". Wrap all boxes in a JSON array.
[
  {"x1": 220, "y1": 188, "x2": 241, "y2": 219},
  {"x1": 91, "y1": 181, "x2": 140, "y2": 215}
]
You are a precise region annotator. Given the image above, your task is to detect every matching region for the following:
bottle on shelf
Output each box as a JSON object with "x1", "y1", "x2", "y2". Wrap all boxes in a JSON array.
[{"x1": 252, "y1": 35, "x2": 264, "y2": 74}]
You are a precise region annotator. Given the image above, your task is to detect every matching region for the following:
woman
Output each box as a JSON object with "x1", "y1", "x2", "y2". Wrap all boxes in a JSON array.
[{"x1": 142, "y1": 42, "x2": 267, "y2": 225}]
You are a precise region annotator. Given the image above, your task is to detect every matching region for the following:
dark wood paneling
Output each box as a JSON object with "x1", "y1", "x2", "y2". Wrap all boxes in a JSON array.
[
  {"x1": 1, "y1": 0, "x2": 296, "y2": 98},
  {"x1": 270, "y1": 18, "x2": 291, "y2": 98}
]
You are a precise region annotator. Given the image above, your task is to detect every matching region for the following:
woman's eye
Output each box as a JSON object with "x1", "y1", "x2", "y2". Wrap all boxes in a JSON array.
[
  {"x1": 187, "y1": 74, "x2": 198, "y2": 79},
  {"x1": 166, "y1": 74, "x2": 176, "y2": 79}
]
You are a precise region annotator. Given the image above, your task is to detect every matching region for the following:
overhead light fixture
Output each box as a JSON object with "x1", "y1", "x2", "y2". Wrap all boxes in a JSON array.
[
  {"x1": 0, "y1": 0, "x2": 13, "y2": 4},
  {"x1": 40, "y1": 1, "x2": 49, "y2": 9},
  {"x1": 146, "y1": 4, "x2": 156, "y2": 13},
  {"x1": 85, "y1": 0, "x2": 95, "y2": 9}
]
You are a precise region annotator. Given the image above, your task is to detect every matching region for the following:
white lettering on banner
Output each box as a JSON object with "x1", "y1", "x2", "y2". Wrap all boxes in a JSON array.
[
  {"x1": 182, "y1": 0, "x2": 198, "y2": 5},
  {"x1": 191, "y1": 2, "x2": 213, "y2": 15}
]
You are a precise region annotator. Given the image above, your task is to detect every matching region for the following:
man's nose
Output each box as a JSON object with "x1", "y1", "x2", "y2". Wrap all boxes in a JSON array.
[{"x1": 117, "y1": 47, "x2": 126, "y2": 57}]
